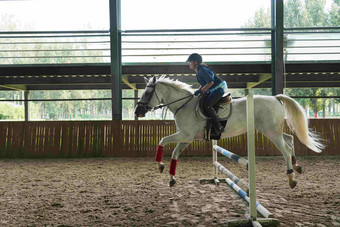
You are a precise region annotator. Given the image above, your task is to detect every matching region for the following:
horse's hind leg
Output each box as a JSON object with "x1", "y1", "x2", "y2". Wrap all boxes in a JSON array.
[
  {"x1": 267, "y1": 132, "x2": 297, "y2": 189},
  {"x1": 283, "y1": 133, "x2": 302, "y2": 174}
]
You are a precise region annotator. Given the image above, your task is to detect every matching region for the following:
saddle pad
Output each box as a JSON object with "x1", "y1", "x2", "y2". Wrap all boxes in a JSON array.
[
  {"x1": 196, "y1": 100, "x2": 232, "y2": 121},
  {"x1": 217, "y1": 104, "x2": 232, "y2": 121}
]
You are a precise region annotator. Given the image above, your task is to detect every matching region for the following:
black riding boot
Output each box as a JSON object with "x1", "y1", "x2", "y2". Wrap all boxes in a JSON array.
[{"x1": 206, "y1": 106, "x2": 223, "y2": 134}]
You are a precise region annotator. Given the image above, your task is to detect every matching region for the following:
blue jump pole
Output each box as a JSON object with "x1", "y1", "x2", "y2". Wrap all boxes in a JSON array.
[
  {"x1": 214, "y1": 145, "x2": 248, "y2": 168},
  {"x1": 226, "y1": 178, "x2": 271, "y2": 218}
]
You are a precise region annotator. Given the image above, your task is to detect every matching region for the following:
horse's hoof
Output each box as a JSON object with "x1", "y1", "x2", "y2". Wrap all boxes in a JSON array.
[
  {"x1": 288, "y1": 172, "x2": 297, "y2": 189},
  {"x1": 294, "y1": 165, "x2": 302, "y2": 174},
  {"x1": 289, "y1": 180, "x2": 297, "y2": 189},
  {"x1": 169, "y1": 178, "x2": 176, "y2": 187},
  {"x1": 159, "y1": 163, "x2": 165, "y2": 173}
]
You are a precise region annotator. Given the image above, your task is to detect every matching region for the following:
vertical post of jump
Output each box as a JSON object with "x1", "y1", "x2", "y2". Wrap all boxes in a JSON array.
[
  {"x1": 212, "y1": 140, "x2": 219, "y2": 185},
  {"x1": 247, "y1": 95, "x2": 258, "y2": 224}
]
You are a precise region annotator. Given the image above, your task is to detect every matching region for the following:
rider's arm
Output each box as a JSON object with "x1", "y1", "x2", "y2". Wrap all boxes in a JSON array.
[{"x1": 201, "y1": 81, "x2": 214, "y2": 92}]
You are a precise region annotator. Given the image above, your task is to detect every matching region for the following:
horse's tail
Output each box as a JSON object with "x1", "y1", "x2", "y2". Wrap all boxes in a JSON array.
[{"x1": 276, "y1": 94, "x2": 325, "y2": 153}]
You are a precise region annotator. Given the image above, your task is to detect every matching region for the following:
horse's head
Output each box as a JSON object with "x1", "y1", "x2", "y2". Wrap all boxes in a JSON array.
[{"x1": 135, "y1": 76, "x2": 158, "y2": 118}]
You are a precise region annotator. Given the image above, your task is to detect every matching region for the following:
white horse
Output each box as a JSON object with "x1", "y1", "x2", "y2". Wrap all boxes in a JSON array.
[{"x1": 135, "y1": 76, "x2": 324, "y2": 188}]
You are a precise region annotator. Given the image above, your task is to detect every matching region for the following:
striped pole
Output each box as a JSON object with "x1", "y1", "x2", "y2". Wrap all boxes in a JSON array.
[
  {"x1": 214, "y1": 161, "x2": 248, "y2": 192},
  {"x1": 226, "y1": 178, "x2": 271, "y2": 219},
  {"x1": 214, "y1": 145, "x2": 248, "y2": 168}
]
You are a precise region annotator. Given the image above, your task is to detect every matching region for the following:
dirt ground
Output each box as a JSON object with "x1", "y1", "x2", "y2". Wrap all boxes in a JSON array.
[{"x1": 0, "y1": 156, "x2": 339, "y2": 227}]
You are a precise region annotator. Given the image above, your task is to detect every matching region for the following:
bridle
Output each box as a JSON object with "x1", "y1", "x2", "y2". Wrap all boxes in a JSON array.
[
  {"x1": 137, "y1": 82, "x2": 194, "y2": 116},
  {"x1": 136, "y1": 83, "x2": 156, "y2": 112}
]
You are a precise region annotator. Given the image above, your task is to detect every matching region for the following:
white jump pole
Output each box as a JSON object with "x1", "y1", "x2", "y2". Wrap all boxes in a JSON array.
[{"x1": 247, "y1": 95, "x2": 259, "y2": 224}]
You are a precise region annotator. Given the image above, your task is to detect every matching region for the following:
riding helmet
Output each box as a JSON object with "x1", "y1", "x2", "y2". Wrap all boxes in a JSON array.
[{"x1": 187, "y1": 53, "x2": 202, "y2": 64}]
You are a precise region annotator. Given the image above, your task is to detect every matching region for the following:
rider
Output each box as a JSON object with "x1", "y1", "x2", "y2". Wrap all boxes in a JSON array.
[{"x1": 187, "y1": 53, "x2": 228, "y2": 135}]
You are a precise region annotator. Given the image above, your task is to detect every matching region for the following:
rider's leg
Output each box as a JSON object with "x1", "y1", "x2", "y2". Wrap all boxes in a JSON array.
[
  {"x1": 204, "y1": 89, "x2": 224, "y2": 133},
  {"x1": 205, "y1": 106, "x2": 223, "y2": 132}
]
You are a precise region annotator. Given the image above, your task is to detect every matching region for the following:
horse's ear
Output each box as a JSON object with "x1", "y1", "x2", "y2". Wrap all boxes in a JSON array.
[
  {"x1": 144, "y1": 77, "x2": 149, "y2": 84},
  {"x1": 152, "y1": 76, "x2": 156, "y2": 84}
]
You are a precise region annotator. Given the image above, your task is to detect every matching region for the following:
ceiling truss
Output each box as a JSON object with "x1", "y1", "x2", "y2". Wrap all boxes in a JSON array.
[{"x1": 0, "y1": 62, "x2": 339, "y2": 91}]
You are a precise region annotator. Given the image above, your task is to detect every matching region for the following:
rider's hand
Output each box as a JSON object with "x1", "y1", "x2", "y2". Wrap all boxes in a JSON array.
[{"x1": 194, "y1": 89, "x2": 202, "y2": 96}]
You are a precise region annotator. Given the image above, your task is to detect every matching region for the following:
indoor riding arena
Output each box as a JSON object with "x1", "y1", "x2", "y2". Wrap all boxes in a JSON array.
[{"x1": 0, "y1": 0, "x2": 339, "y2": 226}]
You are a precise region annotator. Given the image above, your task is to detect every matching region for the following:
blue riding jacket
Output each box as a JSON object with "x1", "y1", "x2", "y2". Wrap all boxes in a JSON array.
[{"x1": 196, "y1": 65, "x2": 226, "y2": 94}]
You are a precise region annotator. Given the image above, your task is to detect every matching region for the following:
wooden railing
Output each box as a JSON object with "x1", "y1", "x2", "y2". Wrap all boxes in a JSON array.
[{"x1": 0, "y1": 119, "x2": 338, "y2": 158}]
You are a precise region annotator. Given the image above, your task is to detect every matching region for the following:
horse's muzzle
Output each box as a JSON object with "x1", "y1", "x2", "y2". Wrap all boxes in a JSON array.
[{"x1": 134, "y1": 104, "x2": 149, "y2": 118}]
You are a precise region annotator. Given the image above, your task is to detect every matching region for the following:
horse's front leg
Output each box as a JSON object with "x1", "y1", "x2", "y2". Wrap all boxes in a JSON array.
[
  {"x1": 154, "y1": 131, "x2": 191, "y2": 185},
  {"x1": 168, "y1": 142, "x2": 190, "y2": 187},
  {"x1": 155, "y1": 131, "x2": 186, "y2": 172}
]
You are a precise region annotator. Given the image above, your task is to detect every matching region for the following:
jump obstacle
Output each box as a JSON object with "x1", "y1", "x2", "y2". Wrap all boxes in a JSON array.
[{"x1": 200, "y1": 95, "x2": 279, "y2": 227}]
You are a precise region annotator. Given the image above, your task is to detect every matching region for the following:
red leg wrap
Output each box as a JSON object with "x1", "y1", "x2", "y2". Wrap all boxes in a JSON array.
[
  {"x1": 155, "y1": 145, "x2": 164, "y2": 162},
  {"x1": 169, "y1": 159, "x2": 177, "y2": 176}
]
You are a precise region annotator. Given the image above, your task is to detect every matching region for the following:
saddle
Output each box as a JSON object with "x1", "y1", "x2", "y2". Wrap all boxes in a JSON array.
[
  {"x1": 198, "y1": 92, "x2": 233, "y2": 141},
  {"x1": 218, "y1": 92, "x2": 233, "y2": 106}
]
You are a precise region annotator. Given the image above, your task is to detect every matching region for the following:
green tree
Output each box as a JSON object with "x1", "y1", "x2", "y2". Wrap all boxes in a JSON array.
[
  {"x1": 305, "y1": 0, "x2": 328, "y2": 26},
  {"x1": 0, "y1": 103, "x2": 24, "y2": 120},
  {"x1": 1, "y1": 14, "x2": 20, "y2": 31},
  {"x1": 317, "y1": 88, "x2": 329, "y2": 118},
  {"x1": 329, "y1": 1, "x2": 340, "y2": 26},
  {"x1": 244, "y1": 8, "x2": 271, "y2": 28},
  {"x1": 284, "y1": 0, "x2": 310, "y2": 27}
]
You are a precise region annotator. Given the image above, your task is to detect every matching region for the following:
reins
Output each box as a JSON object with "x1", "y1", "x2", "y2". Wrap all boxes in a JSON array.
[
  {"x1": 152, "y1": 94, "x2": 194, "y2": 113},
  {"x1": 173, "y1": 95, "x2": 194, "y2": 116},
  {"x1": 153, "y1": 93, "x2": 194, "y2": 122},
  {"x1": 139, "y1": 81, "x2": 194, "y2": 120}
]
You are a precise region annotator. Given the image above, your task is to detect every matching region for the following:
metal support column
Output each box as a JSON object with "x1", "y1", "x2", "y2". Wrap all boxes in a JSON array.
[
  {"x1": 271, "y1": 0, "x2": 284, "y2": 95},
  {"x1": 24, "y1": 90, "x2": 29, "y2": 122},
  {"x1": 134, "y1": 90, "x2": 138, "y2": 121},
  {"x1": 109, "y1": 0, "x2": 122, "y2": 120},
  {"x1": 244, "y1": 88, "x2": 249, "y2": 96}
]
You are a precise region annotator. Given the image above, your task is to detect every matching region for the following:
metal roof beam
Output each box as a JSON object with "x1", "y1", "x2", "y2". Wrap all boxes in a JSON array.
[
  {"x1": 246, "y1": 73, "x2": 271, "y2": 89},
  {"x1": 122, "y1": 75, "x2": 137, "y2": 90},
  {"x1": 0, "y1": 85, "x2": 26, "y2": 91}
]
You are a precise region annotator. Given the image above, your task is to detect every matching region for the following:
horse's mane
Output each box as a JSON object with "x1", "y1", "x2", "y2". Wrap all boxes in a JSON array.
[{"x1": 156, "y1": 76, "x2": 194, "y2": 94}]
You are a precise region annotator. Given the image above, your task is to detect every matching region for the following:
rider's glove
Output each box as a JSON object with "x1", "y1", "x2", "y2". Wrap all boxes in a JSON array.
[{"x1": 194, "y1": 89, "x2": 202, "y2": 96}]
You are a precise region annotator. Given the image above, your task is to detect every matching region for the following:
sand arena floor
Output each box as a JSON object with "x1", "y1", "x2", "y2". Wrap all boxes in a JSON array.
[{"x1": 0, "y1": 156, "x2": 339, "y2": 226}]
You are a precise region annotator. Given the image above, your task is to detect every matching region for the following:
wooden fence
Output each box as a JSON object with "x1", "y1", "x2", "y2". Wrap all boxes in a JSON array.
[{"x1": 0, "y1": 119, "x2": 338, "y2": 158}]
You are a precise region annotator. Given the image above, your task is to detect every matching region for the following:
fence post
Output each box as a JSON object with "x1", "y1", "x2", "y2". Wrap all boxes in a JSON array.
[{"x1": 247, "y1": 95, "x2": 257, "y2": 223}]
